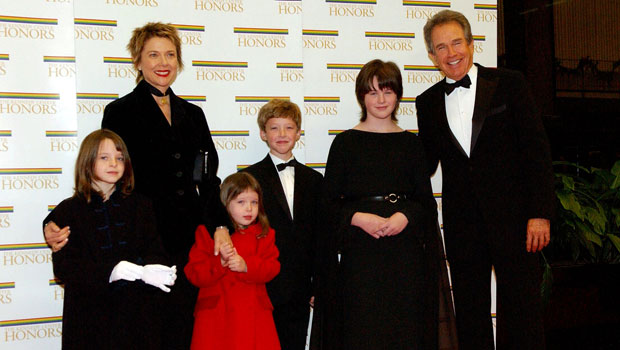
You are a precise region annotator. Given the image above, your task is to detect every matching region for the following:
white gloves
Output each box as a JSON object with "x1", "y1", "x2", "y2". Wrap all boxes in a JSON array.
[
  {"x1": 109, "y1": 261, "x2": 177, "y2": 293},
  {"x1": 142, "y1": 264, "x2": 177, "y2": 293},
  {"x1": 109, "y1": 261, "x2": 144, "y2": 283}
]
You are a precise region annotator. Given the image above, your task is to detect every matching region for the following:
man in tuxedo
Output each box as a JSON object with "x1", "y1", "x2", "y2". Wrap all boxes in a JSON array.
[
  {"x1": 416, "y1": 10, "x2": 555, "y2": 350},
  {"x1": 242, "y1": 99, "x2": 322, "y2": 350}
]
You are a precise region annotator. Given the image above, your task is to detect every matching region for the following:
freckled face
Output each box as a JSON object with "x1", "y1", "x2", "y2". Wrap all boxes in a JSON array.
[
  {"x1": 429, "y1": 21, "x2": 474, "y2": 81},
  {"x1": 138, "y1": 37, "x2": 178, "y2": 93},
  {"x1": 227, "y1": 189, "x2": 259, "y2": 228}
]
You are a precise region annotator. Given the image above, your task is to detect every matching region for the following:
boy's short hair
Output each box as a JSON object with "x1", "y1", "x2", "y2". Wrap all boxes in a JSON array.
[{"x1": 257, "y1": 99, "x2": 302, "y2": 131}]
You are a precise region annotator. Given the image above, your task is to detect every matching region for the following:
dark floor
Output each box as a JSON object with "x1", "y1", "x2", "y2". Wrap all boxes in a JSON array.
[{"x1": 547, "y1": 324, "x2": 620, "y2": 350}]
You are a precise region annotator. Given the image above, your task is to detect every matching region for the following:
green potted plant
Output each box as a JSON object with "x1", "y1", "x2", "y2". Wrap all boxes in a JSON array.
[
  {"x1": 542, "y1": 160, "x2": 620, "y2": 349},
  {"x1": 550, "y1": 160, "x2": 620, "y2": 264}
]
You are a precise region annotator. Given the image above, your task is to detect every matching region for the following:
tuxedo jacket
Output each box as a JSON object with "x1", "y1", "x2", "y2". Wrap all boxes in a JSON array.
[
  {"x1": 416, "y1": 64, "x2": 555, "y2": 257},
  {"x1": 242, "y1": 155, "x2": 323, "y2": 306}
]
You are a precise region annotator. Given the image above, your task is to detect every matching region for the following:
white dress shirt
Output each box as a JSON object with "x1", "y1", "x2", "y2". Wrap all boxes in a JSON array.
[
  {"x1": 269, "y1": 153, "x2": 295, "y2": 219},
  {"x1": 444, "y1": 64, "x2": 478, "y2": 157}
]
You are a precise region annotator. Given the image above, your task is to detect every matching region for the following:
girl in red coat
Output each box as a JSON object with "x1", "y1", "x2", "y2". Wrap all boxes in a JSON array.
[{"x1": 186, "y1": 172, "x2": 281, "y2": 350}]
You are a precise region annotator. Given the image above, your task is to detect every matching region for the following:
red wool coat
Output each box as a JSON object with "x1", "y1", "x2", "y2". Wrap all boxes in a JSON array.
[{"x1": 185, "y1": 224, "x2": 281, "y2": 350}]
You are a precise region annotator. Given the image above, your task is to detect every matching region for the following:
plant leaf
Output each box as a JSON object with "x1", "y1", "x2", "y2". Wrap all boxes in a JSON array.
[
  {"x1": 540, "y1": 257, "x2": 553, "y2": 308},
  {"x1": 608, "y1": 234, "x2": 620, "y2": 254},
  {"x1": 560, "y1": 175, "x2": 576, "y2": 191},
  {"x1": 577, "y1": 221, "x2": 602, "y2": 247},
  {"x1": 610, "y1": 161, "x2": 620, "y2": 189},
  {"x1": 612, "y1": 207, "x2": 620, "y2": 229},
  {"x1": 611, "y1": 160, "x2": 620, "y2": 176},
  {"x1": 576, "y1": 230, "x2": 596, "y2": 261},
  {"x1": 557, "y1": 190, "x2": 583, "y2": 219},
  {"x1": 553, "y1": 161, "x2": 591, "y2": 174},
  {"x1": 584, "y1": 206, "x2": 607, "y2": 234}
]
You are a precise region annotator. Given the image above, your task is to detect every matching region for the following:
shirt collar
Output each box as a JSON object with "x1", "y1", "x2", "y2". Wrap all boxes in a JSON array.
[
  {"x1": 445, "y1": 63, "x2": 478, "y2": 84},
  {"x1": 269, "y1": 152, "x2": 295, "y2": 167}
]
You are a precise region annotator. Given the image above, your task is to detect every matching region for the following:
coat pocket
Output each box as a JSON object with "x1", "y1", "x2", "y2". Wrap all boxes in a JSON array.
[
  {"x1": 194, "y1": 295, "x2": 220, "y2": 313},
  {"x1": 489, "y1": 104, "x2": 507, "y2": 116}
]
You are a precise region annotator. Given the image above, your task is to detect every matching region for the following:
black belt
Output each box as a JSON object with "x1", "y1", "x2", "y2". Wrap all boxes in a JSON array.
[{"x1": 340, "y1": 193, "x2": 413, "y2": 204}]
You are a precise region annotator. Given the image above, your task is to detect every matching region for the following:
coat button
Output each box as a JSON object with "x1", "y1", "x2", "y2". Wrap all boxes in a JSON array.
[
  {"x1": 173, "y1": 153, "x2": 181, "y2": 159},
  {"x1": 176, "y1": 171, "x2": 183, "y2": 178},
  {"x1": 176, "y1": 189, "x2": 184, "y2": 196}
]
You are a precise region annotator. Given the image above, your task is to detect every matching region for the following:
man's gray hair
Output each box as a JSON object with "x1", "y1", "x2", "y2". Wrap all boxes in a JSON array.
[{"x1": 423, "y1": 10, "x2": 473, "y2": 54}]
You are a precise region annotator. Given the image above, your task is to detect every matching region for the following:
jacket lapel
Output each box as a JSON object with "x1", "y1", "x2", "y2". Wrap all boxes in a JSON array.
[
  {"x1": 470, "y1": 64, "x2": 498, "y2": 154},
  {"x1": 262, "y1": 156, "x2": 293, "y2": 222},
  {"x1": 433, "y1": 82, "x2": 468, "y2": 157},
  {"x1": 136, "y1": 81, "x2": 174, "y2": 137},
  {"x1": 292, "y1": 162, "x2": 307, "y2": 222}
]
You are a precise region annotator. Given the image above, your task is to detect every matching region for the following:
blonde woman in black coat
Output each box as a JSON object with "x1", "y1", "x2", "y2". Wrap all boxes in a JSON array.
[{"x1": 45, "y1": 22, "x2": 231, "y2": 349}]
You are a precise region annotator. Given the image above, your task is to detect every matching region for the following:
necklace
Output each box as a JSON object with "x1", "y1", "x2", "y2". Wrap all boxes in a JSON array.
[{"x1": 145, "y1": 81, "x2": 171, "y2": 106}]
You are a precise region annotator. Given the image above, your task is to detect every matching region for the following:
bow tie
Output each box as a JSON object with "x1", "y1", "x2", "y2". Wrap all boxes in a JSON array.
[
  {"x1": 276, "y1": 159, "x2": 297, "y2": 171},
  {"x1": 443, "y1": 74, "x2": 471, "y2": 95}
]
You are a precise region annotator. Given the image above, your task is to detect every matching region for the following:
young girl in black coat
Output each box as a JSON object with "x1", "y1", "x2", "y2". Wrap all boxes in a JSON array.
[{"x1": 45, "y1": 129, "x2": 176, "y2": 349}]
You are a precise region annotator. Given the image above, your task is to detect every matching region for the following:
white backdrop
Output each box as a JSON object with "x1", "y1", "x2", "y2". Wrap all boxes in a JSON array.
[{"x1": 0, "y1": 1, "x2": 497, "y2": 348}]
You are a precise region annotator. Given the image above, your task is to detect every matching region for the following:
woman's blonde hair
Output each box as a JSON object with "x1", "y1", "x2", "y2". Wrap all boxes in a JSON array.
[
  {"x1": 127, "y1": 22, "x2": 184, "y2": 84},
  {"x1": 74, "y1": 129, "x2": 134, "y2": 203}
]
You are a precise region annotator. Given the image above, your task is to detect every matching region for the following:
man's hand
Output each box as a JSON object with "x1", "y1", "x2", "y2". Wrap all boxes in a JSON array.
[
  {"x1": 44, "y1": 221, "x2": 70, "y2": 252},
  {"x1": 213, "y1": 226, "x2": 232, "y2": 256},
  {"x1": 526, "y1": 218, "x2": 550, "y2": 253}
]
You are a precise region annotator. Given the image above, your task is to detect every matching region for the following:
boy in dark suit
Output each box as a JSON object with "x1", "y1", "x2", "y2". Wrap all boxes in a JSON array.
[{"x1": 242, "y1": 99, "x2": 323, "y2": 350}]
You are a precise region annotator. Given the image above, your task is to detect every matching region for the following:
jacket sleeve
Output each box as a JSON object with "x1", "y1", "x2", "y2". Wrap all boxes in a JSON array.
[
  {"x1": 102, "y1": 102, "x2": 130, "y2": 146},
  {"x1": 135, "y1": 197, "x2": 169, "y2": 265},
  {"x1": 509, "y1": 72, "x2": 555, "y2": 220},
  {"x1": 184, "y1": 225, "x2": 227, "y2": 287},
  {"x1": 194, "y1": 107, "x2": 231, "y2": 234},
  {"x1": 415, "y1": 92, "x2": 441, "y2": 177},
  {"x1": 51, "y1": 201, "x2": 117, "y2": 291},
  {"x1": 397, "y1": 135, "x2": 438, "y2": 233},
  {"x1": 237, "y1": 229, "x2": 280, "y2": 284}
]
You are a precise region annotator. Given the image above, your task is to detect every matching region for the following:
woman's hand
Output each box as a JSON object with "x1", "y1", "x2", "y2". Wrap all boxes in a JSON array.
[
  {"x1": 213, "y1": 226, "x2": 232, "y2": 256},
  {"x1": 351, "y1": 212, "x2": 388, "y2": 239},
  {"x1": 378, "y1": 212, "x2": 409, "y2": 237}
]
